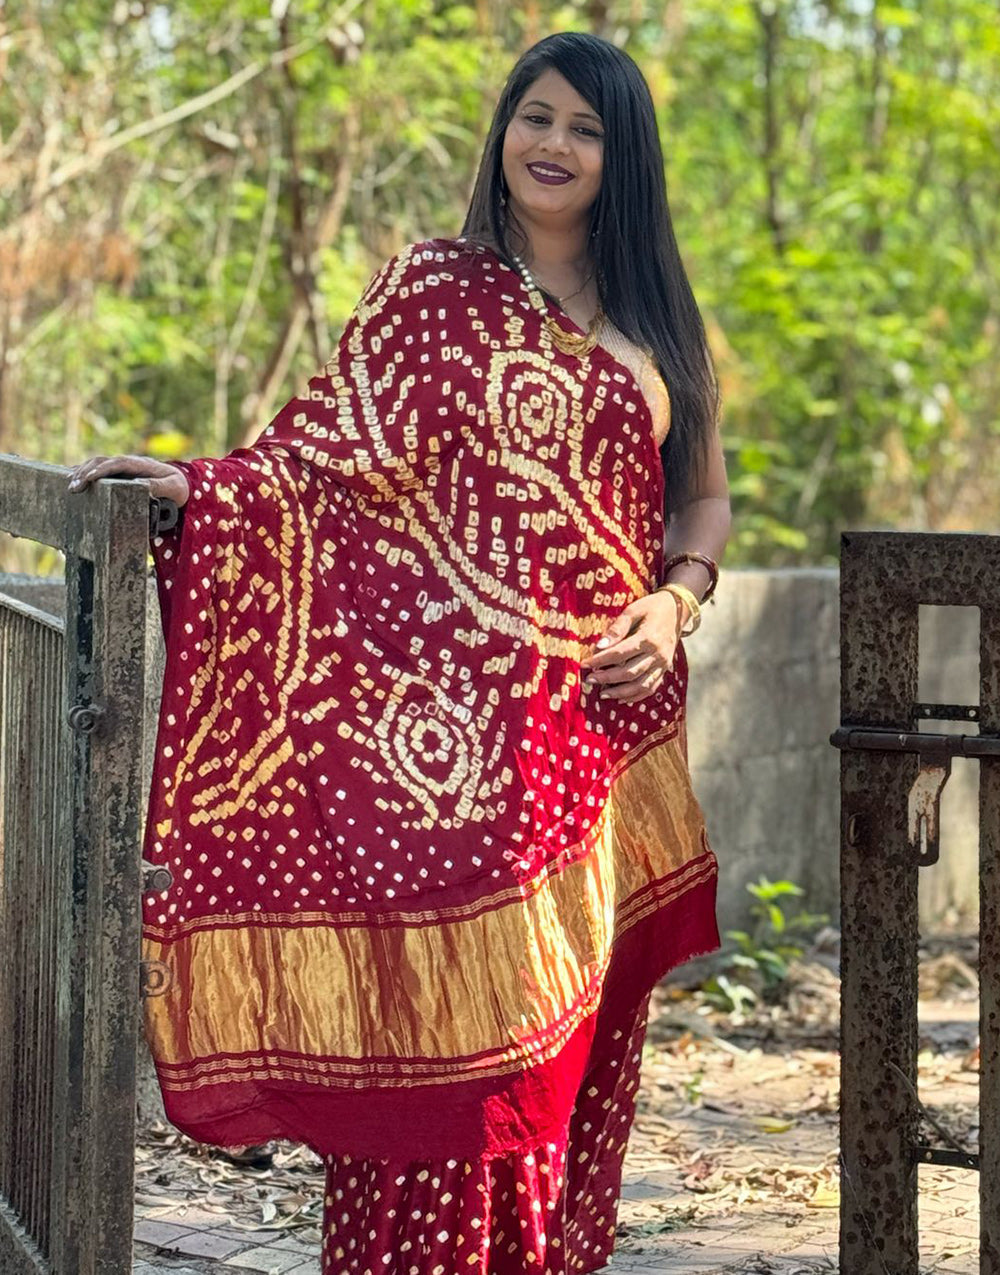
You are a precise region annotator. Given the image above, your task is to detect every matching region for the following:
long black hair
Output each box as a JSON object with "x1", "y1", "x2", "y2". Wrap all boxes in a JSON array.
[{"x1": 461, "y1": 31, "x2": 719, "y2": 516}]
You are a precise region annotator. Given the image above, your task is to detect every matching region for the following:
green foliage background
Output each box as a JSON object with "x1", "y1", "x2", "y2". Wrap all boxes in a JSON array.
[{"x1": 2, "y1": 0, "x2": 998, "y2": 563}]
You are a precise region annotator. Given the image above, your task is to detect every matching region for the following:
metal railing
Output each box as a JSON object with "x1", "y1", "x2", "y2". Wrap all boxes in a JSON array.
[
  {"x1": 833, "y1": 531, "x2": 1000, "y2": 1275},
  {"x1": 0, "y1": 455, "x2": 158, "y2": 1274}
]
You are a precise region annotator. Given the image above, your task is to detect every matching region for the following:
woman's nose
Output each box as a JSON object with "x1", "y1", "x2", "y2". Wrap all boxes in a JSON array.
[{"x1": 538, "y1": 126, "x2": 571, "y2": 153}]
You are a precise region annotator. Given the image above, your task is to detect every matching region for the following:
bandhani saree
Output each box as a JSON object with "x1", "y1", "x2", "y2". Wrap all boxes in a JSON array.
[{"x1": 142, "y1": 239, "x2": 719, "y2": 1186}]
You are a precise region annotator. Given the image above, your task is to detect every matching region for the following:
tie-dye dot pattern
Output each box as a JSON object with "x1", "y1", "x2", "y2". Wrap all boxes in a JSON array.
[{"x1": 320, "y1": 987, "x2": 651, "y2": 1274}]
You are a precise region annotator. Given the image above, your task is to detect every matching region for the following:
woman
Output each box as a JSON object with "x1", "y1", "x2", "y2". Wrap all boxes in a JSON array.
[{"x1": 69, "y1": 31, "x2": 730, "y2": 1275}]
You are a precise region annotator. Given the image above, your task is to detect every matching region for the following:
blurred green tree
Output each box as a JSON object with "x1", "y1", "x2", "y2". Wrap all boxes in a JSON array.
[{"x1": 1, "y1": 0, "x2": 997, "y2": 564}]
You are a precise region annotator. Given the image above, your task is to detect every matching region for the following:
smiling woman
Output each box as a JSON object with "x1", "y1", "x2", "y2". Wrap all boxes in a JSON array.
[
  {"x1": 503, "y1": 71, "x2": 605, "y2": 216},
  {"x1": 68, "y1": 28, "x2": 730, "y2": 1275}
]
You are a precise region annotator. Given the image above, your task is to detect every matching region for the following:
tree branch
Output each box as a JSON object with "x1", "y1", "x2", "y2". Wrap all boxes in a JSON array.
[
  {"x1": 860, "y1": 2, "x2": 889, "y2": 254},
  {"x1": 754, "y1": 2, "x2": 785, "y2": 256},
  {"x1": 14, "y1": 1, "x2": 361, "y2": 215},
  {"x1": 239, "y1": 107, "x2": 360, "y2": 446}
]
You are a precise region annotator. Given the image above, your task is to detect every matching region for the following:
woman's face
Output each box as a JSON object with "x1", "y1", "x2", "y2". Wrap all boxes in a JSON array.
[{"x1": 501, "y1": 68, "x2": 604, "y2": 233}]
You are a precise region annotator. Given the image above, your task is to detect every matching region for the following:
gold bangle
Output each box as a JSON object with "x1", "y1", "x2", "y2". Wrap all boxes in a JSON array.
[{"x1": 656, "y1": 582, "x2": 702, "y2": 635}]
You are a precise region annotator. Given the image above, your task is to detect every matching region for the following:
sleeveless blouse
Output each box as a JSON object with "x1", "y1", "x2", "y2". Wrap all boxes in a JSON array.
[{"x1": 597, "y1": 320, "x2": 672, "y2": 448}]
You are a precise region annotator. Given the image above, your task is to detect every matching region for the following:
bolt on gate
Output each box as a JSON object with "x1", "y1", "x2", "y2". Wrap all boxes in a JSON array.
[
  {"x1": 0, "y1": 455, "x2": 173, "y2": 1275},
  {"x1": 833, "y1": 531, "x2": 1000, "y2": 1275}
]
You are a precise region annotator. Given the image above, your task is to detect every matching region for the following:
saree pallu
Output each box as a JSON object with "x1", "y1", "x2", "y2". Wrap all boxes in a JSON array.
[{"x1": 142, "y1": 237, "x2": 719, "y2": 1172}]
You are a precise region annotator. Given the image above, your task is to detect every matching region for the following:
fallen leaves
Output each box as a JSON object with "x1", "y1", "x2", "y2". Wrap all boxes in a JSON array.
[
  {"x1": 752, "y1": 1116, "x2": 797, "y2": 1134},
  {"x1": 620, "y1": 954, "x2": 980, "y2": 1266},
  {"x1": 134, "y1": 1123, "x2": 324, "y2": 1241}
]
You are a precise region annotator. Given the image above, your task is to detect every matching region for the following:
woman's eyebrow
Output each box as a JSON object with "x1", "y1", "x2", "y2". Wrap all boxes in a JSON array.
[{"x1": 522, "y1": 99, "x2": 603, "y2": 124}]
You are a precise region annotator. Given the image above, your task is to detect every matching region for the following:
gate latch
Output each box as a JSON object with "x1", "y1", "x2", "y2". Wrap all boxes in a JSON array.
[
  {"x1": 149, "y1": 497, "x2": 179, "y2": 536},
  {"x1": 908, "y1": 757, "x2": 951, "y2": 867},
  {"x1": 830, "y1": 726, "x2": 1000, "y2": 867}
]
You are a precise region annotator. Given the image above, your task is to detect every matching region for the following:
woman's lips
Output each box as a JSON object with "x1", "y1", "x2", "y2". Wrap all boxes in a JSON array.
[{"x1": 526, "y1": 162, "x2": 575, "y2": 186}]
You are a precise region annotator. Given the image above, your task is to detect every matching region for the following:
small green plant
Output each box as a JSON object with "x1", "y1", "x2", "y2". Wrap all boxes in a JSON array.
[
  {"x1": 683, "y1": 1066, "x2": 704, "y2": 1106},
  {"x1": 700, "y1": 876, "x2": 828, "y2": 1014}
]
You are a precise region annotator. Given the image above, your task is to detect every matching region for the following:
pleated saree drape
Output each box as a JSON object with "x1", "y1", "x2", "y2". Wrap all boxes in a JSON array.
[{"x1": 141, "y1": 237, "x2": 719, "y2": 1271}]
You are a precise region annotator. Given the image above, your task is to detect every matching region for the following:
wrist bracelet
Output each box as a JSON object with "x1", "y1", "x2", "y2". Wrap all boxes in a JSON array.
[
  {"x1": 656, "y1": 582, "x2": 702, "y2": 636},
  {"x1": 661, "y1": 551, "x2": 719, "y2": 601}
]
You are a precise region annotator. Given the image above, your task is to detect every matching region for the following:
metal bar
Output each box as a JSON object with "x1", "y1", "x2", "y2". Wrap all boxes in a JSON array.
[
  {"x1": 148, "y1": 496, "x2": 179, "y2": 536},
  {"x1": 38, "y1": 624, "x2": 61, "y2": 1256},
  {"x1": 0, "y1": 453, "x2": 156, "y2": 558},
  {"x1": 11, "y1": 614, "x2": 30, "y2": 1228},
  {"x1": 50, "y1": 477, "x2": 148, "y2": 1275},
  {"x1": 0, "y1": 1198, "x2": 47, "y2": 1275},
  {"x1": 0, "y1": 611, "x2": 8, "y2": 1197},
  {"x1": 0, "y1": 454, "x2": 73, "y2": 550},
  {"x1": 838, "y1": 531, "x2": 1000, "y2": 1275},
  {"x1": 0, "y1": 605, "x2": 57, "y2": 1274},
  {"x1": 50, "y1": 506, "x2": 92, "y2": 1275},
  {"x1": 88, "y1": 479, "x2": 147, "y2": 1274},
  {"x1": 980, "y1": 601, "x2": 1000, "y2": 1275},
  {"x1": 1, "y1": 458, "x2": 154, "y2": 1272},
  {"x1": 831, "y1": 728, "x2": 1000, "y2": 758},
  {"x1": 839, "y1": 533, "x2": 920, "y2": 1275},
  {"x1": 0, "y1": 593, "x2": 64, "y2": 634},
  {"x1": 25, "y1": 628, "x2": 42, "y2": 1240},
  {"x1": 44, "y1": 539, "x2": 88, "y2": 1275},
  {"x1": 916, "y1": 702, "x2": 980, "y2": 723},
  {"x1": 914, "y1": 1145, "x2": 980, "y2": 1171},
  {"x1": 839, "y1": 531, "x2": 1000, "y2": 609}
]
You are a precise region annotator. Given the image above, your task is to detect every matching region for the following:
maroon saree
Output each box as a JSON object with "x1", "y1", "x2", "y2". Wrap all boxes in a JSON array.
[{"x1": 142, "y1": 237, "x2": 719, "y2": 1170}]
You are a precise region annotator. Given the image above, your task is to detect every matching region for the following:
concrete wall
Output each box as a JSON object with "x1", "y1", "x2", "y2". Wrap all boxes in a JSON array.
[
  {"x1": 684, "y1": 570, "x2": 842, "y2": 934},
  {"x1": 684, "y1": 572, "x2": 980, "y2": 934}
]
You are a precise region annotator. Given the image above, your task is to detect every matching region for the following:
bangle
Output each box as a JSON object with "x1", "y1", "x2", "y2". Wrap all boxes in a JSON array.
[
  {"x1": 656, "y1": 582, "x2": 702, "y2": 635},
  {"x1": 661, "y1": 552, "x2": 719, "y2": 601}
]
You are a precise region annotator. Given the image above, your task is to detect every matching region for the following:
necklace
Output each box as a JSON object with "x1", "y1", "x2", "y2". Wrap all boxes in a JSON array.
[
  {"x1": 554, "y1": 271, "x2": 593, "y2": 304},
  {"x1": 512, "y1": 252, "x2": 605, "y2": 358}
]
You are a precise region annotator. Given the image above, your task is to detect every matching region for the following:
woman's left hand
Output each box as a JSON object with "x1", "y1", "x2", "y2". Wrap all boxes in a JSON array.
[{"x1": 579, "y1": 592, "x2": 682, "y2": 703}]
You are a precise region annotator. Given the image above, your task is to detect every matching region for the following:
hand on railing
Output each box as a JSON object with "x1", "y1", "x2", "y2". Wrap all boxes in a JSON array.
[{"x1": 67, "y1": 455, "x2": 190, "y2": 507}]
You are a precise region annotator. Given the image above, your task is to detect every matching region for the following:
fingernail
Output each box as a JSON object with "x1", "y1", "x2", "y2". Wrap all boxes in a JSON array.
[
  {"x1": 596, "y1": 637, "x2": 609, "y2": 649},
  {"x1": 68, "y1": 480, "x2": 79, "y2": 491}
]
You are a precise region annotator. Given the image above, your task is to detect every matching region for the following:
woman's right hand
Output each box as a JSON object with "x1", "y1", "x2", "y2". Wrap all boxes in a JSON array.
[{"x1": 67, "y1": 455, "x2": 190, "y2": 507}]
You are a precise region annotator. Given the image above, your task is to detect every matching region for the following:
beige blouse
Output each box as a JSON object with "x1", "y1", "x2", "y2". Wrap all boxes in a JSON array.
[{"x1": 597, "y1": 320, "x2": 672, "y2": 448}]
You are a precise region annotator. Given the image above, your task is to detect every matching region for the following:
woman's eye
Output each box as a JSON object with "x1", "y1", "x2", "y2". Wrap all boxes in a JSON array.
[{"x1": 521, "y1": 114, "x2": 602, "y2": 139}]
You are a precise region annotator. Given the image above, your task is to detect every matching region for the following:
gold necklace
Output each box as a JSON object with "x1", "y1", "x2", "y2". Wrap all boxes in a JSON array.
[{"x1": 512, "y1": 253, "x2": 605, "y2": 358}]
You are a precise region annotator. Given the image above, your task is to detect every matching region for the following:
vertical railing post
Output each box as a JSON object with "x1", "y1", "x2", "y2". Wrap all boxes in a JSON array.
[
  {"x1": 980, "y1": 596, "x2": 1000, "y2": 1275},
  {"x1": 839, "y1": 532, "x2": 920, "y2": 1275},
  {"x1": 51, "y1": 477, "x2": 149, "y2": 1275}
]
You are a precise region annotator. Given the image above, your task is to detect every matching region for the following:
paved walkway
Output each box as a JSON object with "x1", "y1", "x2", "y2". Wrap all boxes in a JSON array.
[{"x1": 132, "y1": 996, "x2": 980, "y2": 1274}]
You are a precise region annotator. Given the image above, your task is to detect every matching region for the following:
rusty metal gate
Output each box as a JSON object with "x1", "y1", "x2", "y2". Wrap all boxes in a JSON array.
[
  {"x1": 0, "y1": 455, "x2": 159, "y2": 1274},
  {"x1": 833, "y1": 531, "x2": 1000, "y2": 1275}
]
